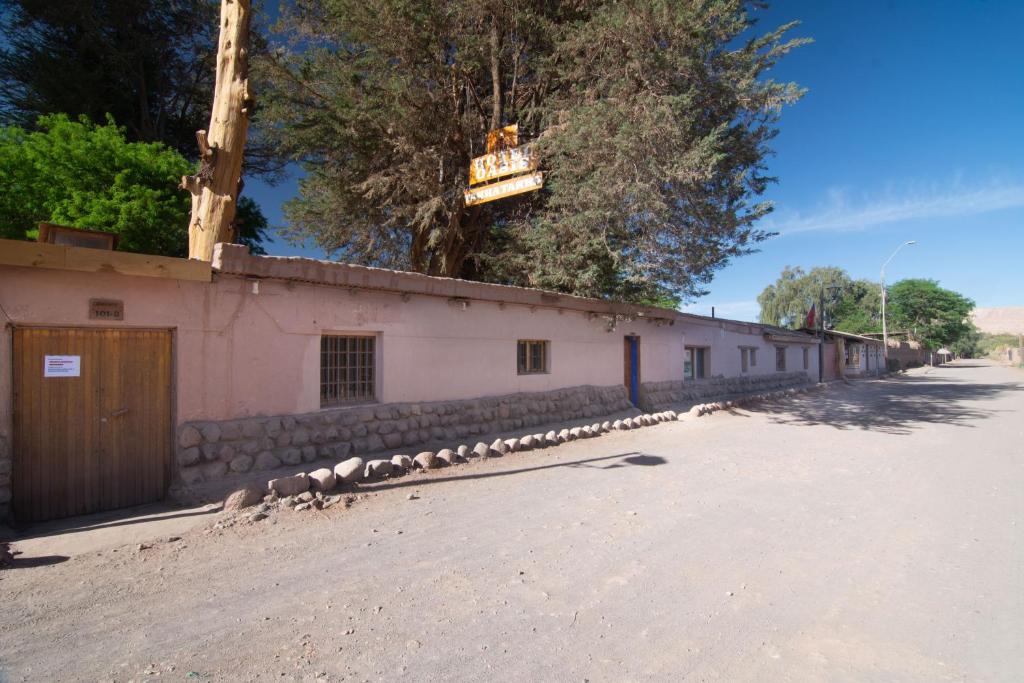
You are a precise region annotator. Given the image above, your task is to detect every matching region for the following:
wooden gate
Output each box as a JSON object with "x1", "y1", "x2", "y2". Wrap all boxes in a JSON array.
[{"x1": 12, "y1": 327, "x2": 172, "y2": 522}]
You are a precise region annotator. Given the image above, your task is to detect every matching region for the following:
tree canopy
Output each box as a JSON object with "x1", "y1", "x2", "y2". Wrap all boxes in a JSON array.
[
  {"x1": 757, "y1": 266, "x2": 975, "y2": 350},
  {"x1": 0, "y1": 0, "x2": 217, "y2": 157},
  {"x1": 0, "y1": 114, "x2": 267, "y2": 256},
  {"x1": 886, "y1": 279, "x2": 975, "y2": 350},
  {"x1": 757, "y1": 266, "x2": 881, "y2": 331},
  {"x1": 255, "y1": 0, "x2": 808, "y2": 304}
]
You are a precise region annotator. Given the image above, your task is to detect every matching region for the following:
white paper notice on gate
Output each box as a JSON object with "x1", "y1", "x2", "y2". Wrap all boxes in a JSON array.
[{"x1": 44, "y1": 355, "x2": 81, "y2": 377}]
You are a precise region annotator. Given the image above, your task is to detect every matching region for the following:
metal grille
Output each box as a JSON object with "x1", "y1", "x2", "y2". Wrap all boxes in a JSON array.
[
  {"x1": 517, "y1": 340, "x2": 549, "y2": 374},
  {"x1": 321, "y1": 335, "x2": 375, "y2": 406}
]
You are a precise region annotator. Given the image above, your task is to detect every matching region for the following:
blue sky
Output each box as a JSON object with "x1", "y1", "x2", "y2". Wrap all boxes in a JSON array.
[{"x1": 248, "y1": 0, "x2": 1024, "y2": 321}]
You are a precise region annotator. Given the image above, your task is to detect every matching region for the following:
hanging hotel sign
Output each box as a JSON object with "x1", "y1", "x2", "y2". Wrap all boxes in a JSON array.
[
  {"x1": 464, "y1": 172, "x2": 544, "y2": 206},
  {"x1": 465, "y1": 124, "x2": 543, "y2": 206},
  {"x1": 469, "y1": 144, "x2": 538, "y2": 186}
]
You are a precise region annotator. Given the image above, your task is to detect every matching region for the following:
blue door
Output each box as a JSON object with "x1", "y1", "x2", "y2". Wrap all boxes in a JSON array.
[{"x1": 625, "y1": 336, "x2": 640, "y2": 406}]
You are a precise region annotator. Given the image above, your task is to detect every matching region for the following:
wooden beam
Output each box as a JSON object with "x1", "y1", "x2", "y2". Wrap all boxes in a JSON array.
[{"x1": 0, "y1": 239, "x2": 211, "y2": 282}]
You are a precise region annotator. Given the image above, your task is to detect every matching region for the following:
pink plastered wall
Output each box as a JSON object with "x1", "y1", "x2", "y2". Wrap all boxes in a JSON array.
[
  {"x1": 0, "y1": 266, "x2": 686, "y2": 433},
  {"x1": 678, "y1": 317, "x2": 819, "y2": 380}
]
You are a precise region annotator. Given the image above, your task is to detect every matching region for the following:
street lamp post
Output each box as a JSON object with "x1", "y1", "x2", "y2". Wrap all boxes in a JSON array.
[{"x1": 881, "y1": 240, "x2": 916, "y2": 363}]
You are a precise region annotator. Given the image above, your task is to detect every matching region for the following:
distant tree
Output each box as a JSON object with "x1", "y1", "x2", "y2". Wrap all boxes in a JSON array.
[
  {"x1": 256, "y1": 0, "x2": 808, "y2": 304},
  {"x1": 757, "y1": 266, "x2": 850, "y2": 328},
  {"x1": 758, "y1": 266, "x2": 885, "y2": 331},
  {"x1": 949, "y1": 322, "x2": 982, "y2": 358},
  {"x1": 886, "y1": 279, "x2": 975, "y2": 350},
  {"x1": 830, "y1": 279, "x2": 882, "y2": 333},
  {"x1": 0, "y1": 114, "x2": 267, "y2": 255}
]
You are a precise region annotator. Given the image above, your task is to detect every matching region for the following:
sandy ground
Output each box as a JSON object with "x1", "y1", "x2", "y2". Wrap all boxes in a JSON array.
[{"x1": 1, "y1": 360, "x2": 1021, "y2": 682}]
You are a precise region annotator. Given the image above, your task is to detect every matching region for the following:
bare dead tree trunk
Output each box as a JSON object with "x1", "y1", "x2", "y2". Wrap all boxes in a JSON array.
[
  {"x1": 489, "y1": 12, "x2": 502, "y2": 130},
  {"x1": 180, "y1": 0, "x2": 253, "y2": 261}
]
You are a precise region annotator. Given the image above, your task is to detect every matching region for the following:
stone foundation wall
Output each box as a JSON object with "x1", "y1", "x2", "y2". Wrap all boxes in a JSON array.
[
  {"x1": 638, "y1": 372, "x2": 812, "y2": 412},
  {"x1": 176, "y1": 384, "x2": 632, "y2": 485}
]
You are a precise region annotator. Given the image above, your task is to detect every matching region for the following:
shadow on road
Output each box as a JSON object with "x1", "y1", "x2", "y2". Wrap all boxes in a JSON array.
[
  {"x1": 750, "y1": 374, "x2": 1022, "y2": 435},
  {"x1": 362, "y1": 451, "x2": 663, "y2": 493}
]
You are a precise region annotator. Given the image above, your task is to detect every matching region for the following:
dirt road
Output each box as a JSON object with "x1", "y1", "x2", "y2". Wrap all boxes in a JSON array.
[{"x1": 2, "y1": 360, "x2": 1022, "y2": 681}]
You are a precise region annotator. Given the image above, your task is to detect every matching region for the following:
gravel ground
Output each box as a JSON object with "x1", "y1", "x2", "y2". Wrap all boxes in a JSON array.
[{"x1": 1, "y1": 360, "x2": 1021, "y2": 682}]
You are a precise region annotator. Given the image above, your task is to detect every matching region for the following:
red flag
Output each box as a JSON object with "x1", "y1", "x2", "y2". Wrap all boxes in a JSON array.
[{"x1": 805, "y1": 303, "x2": 816, "y2": 329}]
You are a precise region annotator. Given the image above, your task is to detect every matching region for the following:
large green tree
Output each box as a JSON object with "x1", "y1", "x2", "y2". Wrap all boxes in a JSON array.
[
  {"x1": 757, "y1": 266, "x2": 881, "y2": 331},
  {"x1": 256, "y1": 0, "x2": 808, "y2": 303},
  {"x1": 886, "y1": 279, "x2": 975, "y2": 350},
  {"x1": 0, "y1": 114, "x2": 267, "y2": 255},
  {"x1": 0, "y1": 0, "x2": 217, "y2": 157}
]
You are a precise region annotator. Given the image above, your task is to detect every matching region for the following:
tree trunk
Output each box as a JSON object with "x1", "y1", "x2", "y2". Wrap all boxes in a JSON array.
[
  {"x1": 489, "y1": 13, "x2": 502, "y2": 130},
  {"x1": 180, "y1": 0, "x2": 252, "y2": 261}
]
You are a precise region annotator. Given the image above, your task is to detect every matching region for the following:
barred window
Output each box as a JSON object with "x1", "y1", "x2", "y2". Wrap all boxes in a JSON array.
[
  {"x1": 776, "y1": 346, "x2": 787, "y2": 372},
  {"x1": 517, "y1": 340, "x2": 549, "y2": 374},
  {"x1": 803, "y1": 347, "x2": 810, "y2": 370},
  {"x1": 321, "y1": 335, "x2": 375, "y2": 406}
]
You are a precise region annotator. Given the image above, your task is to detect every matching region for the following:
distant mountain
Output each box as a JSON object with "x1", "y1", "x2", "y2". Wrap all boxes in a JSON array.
[{"x1": 971, "y1": 307, "x2": 1024, "y2": 335}]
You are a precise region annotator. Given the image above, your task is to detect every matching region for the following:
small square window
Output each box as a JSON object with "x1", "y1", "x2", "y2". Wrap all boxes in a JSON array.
[
  {"x1": 518, "y1": 340, "x2": 549, "y2": 374},
  {"x1": 776, "y1": 346, "x2": 787, "y2": 372},
  {"x1": 321, "y1": 335, "x2": 376, "y2": 406}
]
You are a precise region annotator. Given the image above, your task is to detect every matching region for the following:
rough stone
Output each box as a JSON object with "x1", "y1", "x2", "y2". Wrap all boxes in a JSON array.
[
  {"x1": 519, "y1": 435, "x2": 535, "y2": 451},
  {"x1": 242, "y1": 421, "x2": 264, "y2": 439},
  {"x1": 308, "y1": 468, "x2": 336, "y2": 492},
  {"x1": 178, "y1": 425, "x2": 202, "y2": 449},
  {"x1": 544, "y1": 431, "x2": 558, "y2": 446},
  {"x1": 413, "y1": 451, "x2": 438, "y2": 469},
  {"x1": 254, "y1": 451, "x2": 281, "y2": 470},
  {"x1": 391, "y1": 455, "x2": 413, "y2": 471},
  {"x1": 457, "y1": 445, "x2": 470, "y2": 459},
  {"x1": 472, "y1": 442, "x2": 490, "y2": 458},
  {"x1": 179, "y1": 466, "x2": 203, "y2": 486},
  {"x1": 489, "y1": 438, "x2": 507, "y2": 456},
  {"x1": 435, "y1": 449, "x2": 456, "y2": 466},
  {"x1": 557, "y1": 429, "x2": 570, "y2": 443},
  {"x1": 224, "y1": 486, "x2": 263, "y2": 512},
  {"x1": 177, "y1": 447, "x2": 200, "y2": 467},
  {"x1": 504, "y1": 438, "x2": 520, "y2": 453},
  {"x1": 279, "y1": 447, "x2": 302, "y2": 465},
  {"x1": 335, "y1": 458, "x2": 364, "y2": 483},
  {"x1": 198, "y1": 422, "x2": 220, "y2": 444},
  {"x1": 202, "y1": 461, "x2": 228, "y2": 479},
  {"x1": 568, "y1": 427, "x2": 582, "y2": 440},
  {"x1": 268, "y1": 473, "x2": 309, "y2": 497},
  {"x1": 229, "y1": 454, "x2": 253, "y2": 473},
  {"x1": 365, "y1": 459, "x2": 395, "y2": 479},
  {"x1": 383, "y1": 432, "x2": 403, "y2": 449},
  {"x1": 301, "y1": 445, "x2": 318, "y2": 462}
]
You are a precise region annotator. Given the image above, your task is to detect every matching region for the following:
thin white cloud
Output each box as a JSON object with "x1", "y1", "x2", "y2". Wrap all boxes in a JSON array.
[
  {"x1": 681, "y1": 300, "x2": 760, "y2": 322},
  {"x1": 767, "y1": 180, "x2": 1024, "y2": 235}
]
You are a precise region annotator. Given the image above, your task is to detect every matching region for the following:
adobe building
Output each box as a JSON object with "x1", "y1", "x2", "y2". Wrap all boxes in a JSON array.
[{"x1": 0, "y1": 239, "x2": 819, "y2": 522}]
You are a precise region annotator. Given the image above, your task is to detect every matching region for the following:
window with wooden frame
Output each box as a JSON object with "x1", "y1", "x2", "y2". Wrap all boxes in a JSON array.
[
  {"x1": 321, "y1": 335, "x2": 376, "y2": 406},
  {"x1": 750, "y1": 348, "x2": 758, "y2": 367},
  {"x1": 685, "y1": 347, "x2": 709, "y2": 380},
  {"x1": 740, "y1": 347, "x2": 749, "y2": 373},
  {"x1": 517, "y1": 340, "x2": 549, "y2": 374},
  {"x1": 775, "y1": 346, "x2": 787, "y2": 372},
  {"x1": 803, "y1": 347, "x2": 810, "y2": 370}
]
